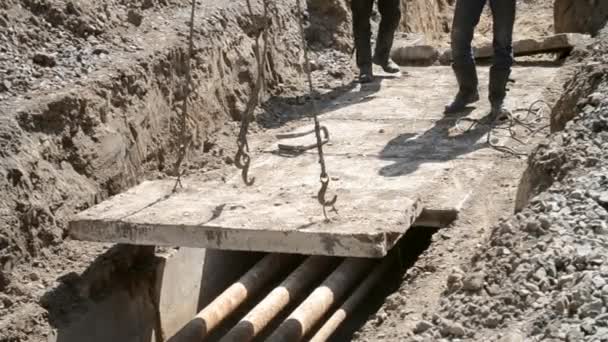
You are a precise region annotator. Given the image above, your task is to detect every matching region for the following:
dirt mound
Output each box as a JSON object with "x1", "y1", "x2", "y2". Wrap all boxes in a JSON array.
[
  {"x1": 0, "y1": 0, "x2": 313, "y2": 340},
  {"x1": 554, "y1": 0, "x2": 608, "y2": 36}
]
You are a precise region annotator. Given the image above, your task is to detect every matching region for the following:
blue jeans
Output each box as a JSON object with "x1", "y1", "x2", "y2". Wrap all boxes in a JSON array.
[
  {"x1": 451, "y1": 0, "x2": 516, "y2": 104},
  {"x1": 451, "y1": 0, "x2": 516, "y2": 71}
]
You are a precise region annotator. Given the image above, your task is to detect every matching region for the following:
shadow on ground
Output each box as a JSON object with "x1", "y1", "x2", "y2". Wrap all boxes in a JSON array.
[
  {"x1": 259, "y1": 74, "x2": 401, "y2": 129},
  {"x1": 378, "y1": 108, "x2": 495, "y2": 177}
]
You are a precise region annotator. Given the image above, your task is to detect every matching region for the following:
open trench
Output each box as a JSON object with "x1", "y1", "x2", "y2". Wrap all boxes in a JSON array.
[{"x1": 3, "y1": 0, "x2": 602, "y2": 341}]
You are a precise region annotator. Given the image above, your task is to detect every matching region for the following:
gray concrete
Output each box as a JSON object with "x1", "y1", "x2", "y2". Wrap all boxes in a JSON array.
[
  {"x1": 440, "y1": 33, "x2": 591, "y2": 64},
  {"x1": 69, "y1": 66, "x2": 558, "y2": 258}
]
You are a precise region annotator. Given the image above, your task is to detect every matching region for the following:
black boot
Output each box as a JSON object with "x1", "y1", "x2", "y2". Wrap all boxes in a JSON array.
[
  {"x1": 489, "y1": 66, "x2": 511, "y2": 120},
  {"x1": 359, "y1": 64, "x2": 373, "y2": 83},
  {"x1": 445, "y1": 63, "x2": 480, "y2": 114},
  {"x1": 372, "y1": 56, "x2": 400, "y2": 73},
  {"x1": 373, "y1": 0, "x2": 400, "y2": 74}
]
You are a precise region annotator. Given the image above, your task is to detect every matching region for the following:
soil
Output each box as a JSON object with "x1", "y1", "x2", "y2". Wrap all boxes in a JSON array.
[{"x1": 0, "y1": 0, "x2": 600, "y2": 341}]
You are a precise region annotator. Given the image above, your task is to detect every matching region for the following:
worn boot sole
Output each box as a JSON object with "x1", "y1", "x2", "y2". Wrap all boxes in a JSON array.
[
  {"x1": 444, "y1": 93, "x2": 480, "y2": 114},
  {"x1": 372, "y1": 57, "x2": 400, "y2": 74}
]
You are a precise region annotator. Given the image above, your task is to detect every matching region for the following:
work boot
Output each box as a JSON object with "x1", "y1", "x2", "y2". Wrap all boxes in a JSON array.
[
  {"x1": 445, "y1": 64, "x2": 479, "y2": 114},
  {"x1": 372, "y1": 56, "x2": 400, "y2": 73},
  {"x1": 489, "y1": 66, "x2": 512, "y2": 121},
  {"x1": 359, "y1": 64, "x2": 373, "y2": 83}
]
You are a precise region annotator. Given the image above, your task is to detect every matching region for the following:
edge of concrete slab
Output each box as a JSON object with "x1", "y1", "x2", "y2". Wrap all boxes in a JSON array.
[{"x1": 68, "y1": 203, "x2": 421, "y2": 257}]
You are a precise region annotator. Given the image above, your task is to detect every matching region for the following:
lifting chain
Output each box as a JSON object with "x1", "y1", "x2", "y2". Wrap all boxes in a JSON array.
[
  {"x1": 234, "y1": 0, "x2": 271, "y2": 186},
  {"x1": 172, "y1": 0, "x2": 198, "y2": 192},
  {"x1": 295, "y1": 0, "x2": 338, "y2": 220}
]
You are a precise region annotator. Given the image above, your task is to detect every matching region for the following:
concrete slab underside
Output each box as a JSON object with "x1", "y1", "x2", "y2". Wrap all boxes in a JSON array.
[{"x1": 69, "y1": 66, "x2": 558, "y2": 257}]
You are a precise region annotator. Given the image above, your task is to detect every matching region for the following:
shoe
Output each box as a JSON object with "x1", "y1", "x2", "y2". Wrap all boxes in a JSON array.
[
  {"x1": 373, "y1": 56, "x2": 400, "y2": 73},
  {"x1": 359, "y1": 65, "x2": 373, "y2": 83},
  {"x1": 489, "y1": 66, "x2": 512, "y2": 121},
  {"x1": 490, "y1": 101, "x2": 510, "y2": 121},
  {"x1": 445, "y1": 63, "x2": 479, "y2": 114},
  {"x1": 444, "y1": 91, "x2": 480, "y2": 114}
]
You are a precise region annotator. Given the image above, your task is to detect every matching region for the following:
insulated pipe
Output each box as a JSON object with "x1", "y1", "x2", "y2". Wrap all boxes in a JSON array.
[
  {"x1": 265, "y1": 258, "x2": 374, "y2": 342},
  {"x1": 220, "y1": 256, "x2": 337, "y2": 342},
  {"x1": 170, "y1": 253, "x2": 297, "y2": 341},
  {"x1": 308, "y1": 257, "x2": 394, "y2": 342}
]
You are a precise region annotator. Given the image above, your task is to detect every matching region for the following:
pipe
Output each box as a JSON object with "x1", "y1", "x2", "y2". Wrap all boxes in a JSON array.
[
  {"x1": 308, "y1": 257, "x2": 394, "y2": 342},
  {"x1": 170, "y1": 253, "x2": 297, "y2": 340},
  {"x1": 265, "y1": 258, "x2": 374, "y2": 342},
  {"x1": 221, "y1": 256, "x2": 336, "y2": 342}
]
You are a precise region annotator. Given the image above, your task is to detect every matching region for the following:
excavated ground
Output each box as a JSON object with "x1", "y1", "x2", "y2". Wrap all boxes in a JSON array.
[{"x1": 2, "y1": 0, "x2": 600, "y2": 341}]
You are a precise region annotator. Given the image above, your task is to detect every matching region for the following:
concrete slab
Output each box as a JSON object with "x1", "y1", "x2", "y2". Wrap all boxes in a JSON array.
[
  {"x1": 70, "y1": 178, "x2": 421, "y2": 257},
  {"x1": 69, "y1": 66, "x2": 558, "y2": 257},
  {"x1": 440, "y1": 33, "x2": 591, "y2": 63}
]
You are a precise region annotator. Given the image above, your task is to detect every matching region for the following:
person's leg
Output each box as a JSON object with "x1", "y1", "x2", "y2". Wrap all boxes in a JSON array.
[
  {"x1": 373, "y1": 0, "x2": 401, "y2": 73},
  {"x1": 351, "y1": 0, "x2": 374, "y2": 82},
  {"x1": 489, "y1": 0, "x2": 516, "y2": 119},
  {"x1": 445, "y1": 0, "x2": 486, "y2": 114}
]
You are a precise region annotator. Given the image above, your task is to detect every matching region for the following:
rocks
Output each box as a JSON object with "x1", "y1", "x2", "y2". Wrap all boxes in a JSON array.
[{"x1": 422, "y1": 32, "x2": 608, "y2": 341}]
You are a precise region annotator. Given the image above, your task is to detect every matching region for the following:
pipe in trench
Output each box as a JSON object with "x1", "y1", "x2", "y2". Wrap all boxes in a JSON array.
[
  {"x1": 220, "y1": 255, "x2": 338, "y2": 342},
  {"x1": 265, "y1": 258, "x2": 375, "y2": 342}
]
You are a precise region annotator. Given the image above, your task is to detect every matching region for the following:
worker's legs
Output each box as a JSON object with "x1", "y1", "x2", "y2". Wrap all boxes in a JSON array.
[
  {"x1": 489, "y1": 0, "x2": 516, "y2": 118},
  {"x1": 445, "y1": 0, "x2": 486, "y2": 114},
  {"x1": 351, "y1": 0, "x2": 374, "y2": 83},
  {"x1": 373, "y1": 0, "x2": 401, "y2": 73}
]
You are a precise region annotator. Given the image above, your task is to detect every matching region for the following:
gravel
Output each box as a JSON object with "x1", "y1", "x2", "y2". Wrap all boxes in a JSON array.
[{"x1": 411, "y1": 28, "x2": 608, "y2": 342}]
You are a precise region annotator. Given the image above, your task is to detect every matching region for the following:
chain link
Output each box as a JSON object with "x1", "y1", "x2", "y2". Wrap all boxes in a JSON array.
[
  {"x1": 295, "y1": 0, "x2": 338, "y2": 220},
  {"x1": 234, "y1": 0, "x2": 271, "y2": 185},
  {"x1": 172, "y1": 0, "x2": 198, "y2": 192}
]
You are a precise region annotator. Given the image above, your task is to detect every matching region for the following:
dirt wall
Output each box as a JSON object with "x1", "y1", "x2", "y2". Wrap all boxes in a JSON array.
[
  {"x1": 0, "y1": 1, "x2": 307, "y2": 340},
  {"x1": 554, "y1": 0, "x2": 608, "y2": 36}
]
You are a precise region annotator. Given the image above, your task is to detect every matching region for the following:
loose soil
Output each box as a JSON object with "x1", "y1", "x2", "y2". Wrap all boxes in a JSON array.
[{"x1": 0, "y1": 0, "x2": 595, "y2": 341}]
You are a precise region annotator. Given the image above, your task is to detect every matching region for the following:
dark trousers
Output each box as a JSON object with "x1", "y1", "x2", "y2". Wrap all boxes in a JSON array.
[
  {"x1": 451, "y1": 0, "x2": 516, "y2": 103},
  {"x1": 351, "y1": 0, "x2": 401, "y2": 68}
]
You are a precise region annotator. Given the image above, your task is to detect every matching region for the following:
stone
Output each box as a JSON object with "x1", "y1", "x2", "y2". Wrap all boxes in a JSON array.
[
  {"x1": 463, "y1": 273, "x2": 484, "y2": 292},
  {"x1": 581, "y1": 319, "x2": 597, "y2": 335},
  {"x1": 566, "y1": 328, "x2": 584, "y2": 342},
  {"x1": 127, "y1": 9, "x2": 144, "y2": 27},
  {"x1": 414, "y1": 320, "x2": 433, "y2": 334},
  {"x1": 32, "y1": 53, "x2": 57, "y2": 67},
  {"x1": 579, "y1": 299, "x2": 603, "y2": 318},
  {"x1": 440, "y1": 320, "x2": 466, "y2": 337},
  {"x1": 391, "y1": 44, "x2": 439, "y2": 66},
  {"x1": 499, "y1": 331, "x2": 525, "y2": 342}
]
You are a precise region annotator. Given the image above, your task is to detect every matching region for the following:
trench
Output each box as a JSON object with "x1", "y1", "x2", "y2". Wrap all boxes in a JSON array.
[
  {"x1": 164, "y1": 226, "x2": 440, "y2": 342},
  {"x1": 4, "y1": 0, "x2": 599, "y2": 341}
]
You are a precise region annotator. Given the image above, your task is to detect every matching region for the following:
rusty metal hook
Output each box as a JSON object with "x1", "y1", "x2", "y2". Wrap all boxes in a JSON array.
[
  {"x1": 235, "y1": 142, "x2": 255, "y2": 186},
  {"x1": 317, "y1": 176, "x2": 337, "y2": 220},
  {"x1": 240, "y1": 152, "x2": 255, "y2": 186}
]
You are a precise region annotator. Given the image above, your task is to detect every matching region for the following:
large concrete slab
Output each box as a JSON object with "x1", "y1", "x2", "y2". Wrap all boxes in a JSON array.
[
  {"x1": 69, "y1": 66, "x2": 558, "y2": 257},
  {"x1": 70, "y1": 178, "x2": 420, "y2": 258}
]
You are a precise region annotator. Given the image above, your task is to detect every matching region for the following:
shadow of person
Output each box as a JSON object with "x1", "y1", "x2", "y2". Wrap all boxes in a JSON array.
[
  {"x1": 259, "y1": 73, "x2": 399, "y2": 129},
  {"x1": 378, "y1": 107, "x2": 494, "y2": 177}
]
